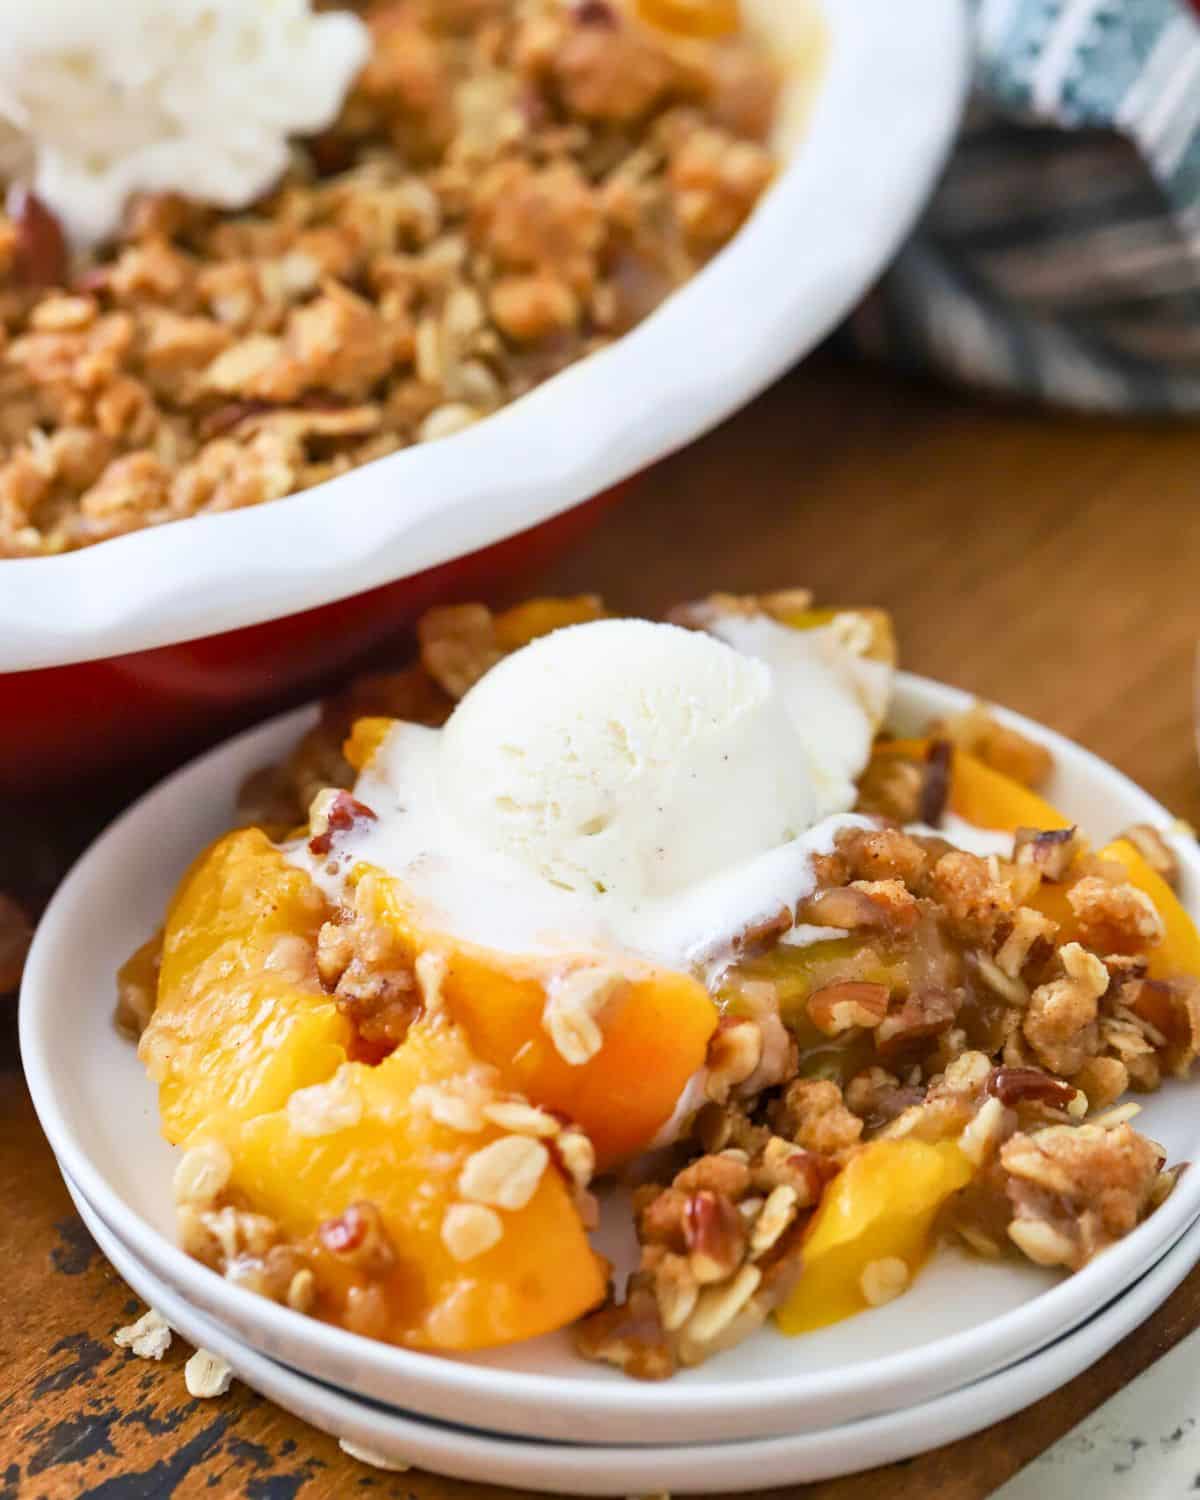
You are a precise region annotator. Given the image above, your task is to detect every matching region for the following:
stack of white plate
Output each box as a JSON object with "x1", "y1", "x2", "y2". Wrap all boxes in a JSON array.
[{"x1": 21, "y1": 677, "x2": 1200, "y2": 1494}]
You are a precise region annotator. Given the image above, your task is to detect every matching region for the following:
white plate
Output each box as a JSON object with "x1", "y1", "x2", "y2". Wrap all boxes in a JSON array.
[
  {"x1": 21, "y1": 672, "x2": 1200, "y2": 1443},
  {"x1": 0, "y1": 0, "x2": 970, "y2": 672},
  {"x1": 70, "y1": 1176, "x2": 1200, "y2": 1494}
]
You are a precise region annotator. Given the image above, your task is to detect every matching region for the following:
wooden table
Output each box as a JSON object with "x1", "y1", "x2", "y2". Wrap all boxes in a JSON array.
[{"x1": 4, "y1": 355, "x2": 1200, "y2": 1499}]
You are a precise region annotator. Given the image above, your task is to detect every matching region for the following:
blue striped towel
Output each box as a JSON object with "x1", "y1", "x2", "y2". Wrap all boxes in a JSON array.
[{"x1": 846, "y1": 0, "x2": 1200, "y2": 412}]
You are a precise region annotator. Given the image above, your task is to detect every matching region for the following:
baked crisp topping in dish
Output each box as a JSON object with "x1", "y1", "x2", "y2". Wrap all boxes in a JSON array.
[
  {"x1": 121, "y1": 591, "x2": 1200, "y2": 1375},
  {"x1": 0, "y1": 0, "x2": 786, "y2": 557}
]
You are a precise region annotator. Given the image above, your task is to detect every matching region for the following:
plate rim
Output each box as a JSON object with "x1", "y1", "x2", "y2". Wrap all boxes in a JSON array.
[
  {"x1": 68, "y1": 1175, "x2": 1200, "y2": 1493},
  {"x1": 21, "y1": 669, "x2": 1200, "y2": 1444}
]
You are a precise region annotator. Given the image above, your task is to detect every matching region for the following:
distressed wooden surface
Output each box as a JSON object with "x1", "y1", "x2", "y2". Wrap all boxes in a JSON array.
[{"x1": 5, "y1": 355, "x2": 1200, "y2": 1498}]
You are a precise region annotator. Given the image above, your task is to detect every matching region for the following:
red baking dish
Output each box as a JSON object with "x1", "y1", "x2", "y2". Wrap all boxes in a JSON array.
[{"x1": 0, "y1": 488, "x2": 617, "y2": 792}]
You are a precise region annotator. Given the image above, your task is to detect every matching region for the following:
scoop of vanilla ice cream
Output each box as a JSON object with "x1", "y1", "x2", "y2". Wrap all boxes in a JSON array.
[
  {"x1": 437, "y1": 619, "x2": 823, "y2": 905},
  {"x1": 0, "y1": 0, "x2": 369, "y2": 246},
  {"x1": 708, "y1": 612, "x2": 892, "y2": 818}
]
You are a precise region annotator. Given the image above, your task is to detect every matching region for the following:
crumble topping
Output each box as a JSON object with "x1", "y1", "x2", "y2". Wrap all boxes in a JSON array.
[{"x1": 113, "y1": 1307, "x2": 172, "y2": 1361}]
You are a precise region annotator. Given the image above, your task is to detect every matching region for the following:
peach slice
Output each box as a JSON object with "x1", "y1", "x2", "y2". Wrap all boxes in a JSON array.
[
  {"x1": 777, "y1": 1139, "x2": 973, "y2": 1335},
  {"x1": 875, "y1": 739, "x2": 1068, "y2": 833},
  {"x1": 232, "y1": 1019, "x2": 607, "y2": 1350},
  {"x1": 142, "y1": 829, "x2": 350, "y2": 1144},
  {"x1": 1036, "y1": 838, "x2": 1200, "y2": 982},
  {"x1": 142, "y1": 830, "x2": 606, "y2": 1350},
  {"x1": 365, "y1": 873, "x2": 718, "y2": 1169},
  {"x1": 492, "y1": 595, "x2": 606, "y2": 651},
  {"x1": 635, "y1": 0, "x2": 741, "y2": 37}
]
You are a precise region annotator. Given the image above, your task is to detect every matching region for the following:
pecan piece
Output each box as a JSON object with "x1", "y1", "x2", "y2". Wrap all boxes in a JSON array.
[
  {"x1": 919, "y1": 739, "x2": 953, "y2": 826},
  {"x1": 730, "y1": 905, "x2": 794, "y2": 955},
  {"x1": 876, "y1": 987, "x2": 959, "y2": 1051},
  {"x1": 574, "y1": 0, "x2": 619, "y2": 25},
  {"x1": 844, "y1": 1067, "x2": 925, "y2": 1132},
  {"x1": 317, "y1": 1201, "x2": 396, "y2": 1277},
  {"x1": 1127, "y1": 976, "x2": 1200, "y2": 1076},
  {"x1": 807, "y1": 980, "x2": 889, "y2": 1037},
  {"x1": 7, "y1": 185, "x2": 68, "y2": 288},
  {"x1": 994, "y1": 905, "x2": 1058, "y2": 979},
  {"x1": 800, "y1": 887, "x2": 890, "y2": 932},
  {"x1": 683, "y1": 1190, "x2": 746, "y2": 1283},
  {"x1": 704, "y1": 1018, "x2": 764, "y2": 1103},
  {"x1": 1127, "y1": 976, "x2": 1184, "y2": 1043},
  {"x1": 985, "y1": 1066, "x2": 1078, "y2": 1112},
  {"x1": 574, "y1": 1278, "x2": 674, "y2": 1381},
  {"x1": 849, "y1": 879, "x2": 919, "y2": 929},
  {"x1": 199, "y1": 399, "x2": 275, "y2": 440},
  {"x1": 731, "y1": 979, "x2": 797, "y2": 1096},
  {"x1": 1013, "y1": 826, "x2": 1081, "y2": 883}
]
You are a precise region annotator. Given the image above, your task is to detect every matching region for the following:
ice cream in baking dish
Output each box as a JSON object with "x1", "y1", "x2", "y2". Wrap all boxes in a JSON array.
[
  {"x1": 127, "y1": 590, "x2": 1200, "y2": 1375},
  {"x1": 0, "y1": 0, "x2": 368, "y2": 247}
]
